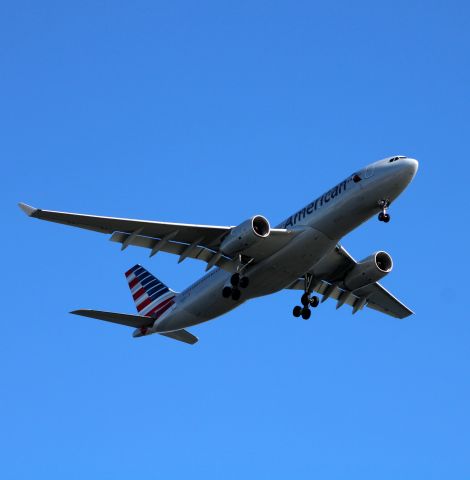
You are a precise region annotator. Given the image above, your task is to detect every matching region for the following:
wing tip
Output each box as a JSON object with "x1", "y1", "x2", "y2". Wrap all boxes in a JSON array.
[{"x1": 18, "y1": 202, "x2": 38, "y2": 217}]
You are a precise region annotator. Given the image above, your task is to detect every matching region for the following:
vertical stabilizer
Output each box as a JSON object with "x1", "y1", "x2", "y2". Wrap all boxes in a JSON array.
[{"x1": 125, "y1": 265, "x2": 176, "y2": 318}]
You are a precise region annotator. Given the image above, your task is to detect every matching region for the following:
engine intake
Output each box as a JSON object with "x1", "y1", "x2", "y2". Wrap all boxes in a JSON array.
[
  {"x1": 220, "y1": 215, "x2": 270, "y2": 255},
  {"x1": 343, "y1": 251, "x2": 393, "y2": 291}
]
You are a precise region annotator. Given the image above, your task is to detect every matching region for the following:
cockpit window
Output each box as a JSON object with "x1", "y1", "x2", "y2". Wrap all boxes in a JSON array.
[
  {"x1": 389, "y1": 156, "x2": 407, "y2": 163},
  {"x1": 353, "y1": 174, "x2": 362, "y2": 183}
]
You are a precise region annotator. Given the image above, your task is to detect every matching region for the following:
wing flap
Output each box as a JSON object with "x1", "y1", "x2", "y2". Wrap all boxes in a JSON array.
[
  {"x1": 109, "y1": 231, "x2": 234, "y2": 271},
  {"x1": 70, "y1": 309, "x2": 154, "y2": 328},
  {"x1": 287, "y1": 278, "x2": 412, "y2": 318},
  {"x1": 288, "y1": 278, "x2": 359, "y2": 308}
]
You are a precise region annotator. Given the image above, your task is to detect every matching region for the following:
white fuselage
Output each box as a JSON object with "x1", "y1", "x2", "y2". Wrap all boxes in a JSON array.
[{"x1": 152, "y1": 157, "x2": 418, "y2": 333}]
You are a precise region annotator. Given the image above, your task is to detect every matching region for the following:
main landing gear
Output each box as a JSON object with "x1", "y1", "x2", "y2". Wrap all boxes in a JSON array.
[
  {"x1": 222, "y1": 273, "x2": 250, "y2": 301},
  {"x1": 293, "y1": 274, "x2": 319, "y2": 320},
  {"x1": 378, "y1": 199, "x2": 391, "y2": 223}
]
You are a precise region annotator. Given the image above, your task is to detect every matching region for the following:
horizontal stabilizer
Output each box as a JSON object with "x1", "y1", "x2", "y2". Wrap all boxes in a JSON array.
[
  {"x1": 159, "y1": 329, "x2": 198, "y2": 345},
  {"x1": 70, "y1": 309, "x2": 154, "y2": 328}
]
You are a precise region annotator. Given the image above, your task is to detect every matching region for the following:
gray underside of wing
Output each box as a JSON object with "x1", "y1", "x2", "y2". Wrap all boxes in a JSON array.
[
  {"x1": 288, "y1": 277, "x2": 412, "y2": 319},
  {"x1": 353, "y1": 283, "x2": 414, "y2": 318},
  {"x1": 19, "y1": 203, "x2": 301, "y2": 271},
  {"x1": 18, "y1": 203, "x2": 230, "y2": 246},
  {"x1": 288, "y1": 244, "x2": 413, "y2": 319}
]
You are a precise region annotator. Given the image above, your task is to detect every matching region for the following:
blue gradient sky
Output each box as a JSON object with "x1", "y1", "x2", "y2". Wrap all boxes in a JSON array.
[{"x1": 2, "y1": 1, "x2": 469, "y2": 478}]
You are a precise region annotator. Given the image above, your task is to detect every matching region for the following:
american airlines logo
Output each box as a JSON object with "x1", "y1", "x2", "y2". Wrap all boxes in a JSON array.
[{"x1": 284, "y1": 178, "x2": 351, "y2": 228}]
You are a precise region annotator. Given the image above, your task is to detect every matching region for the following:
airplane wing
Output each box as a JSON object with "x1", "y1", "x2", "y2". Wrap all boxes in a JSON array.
[
  {"x1": 287, "y1": 244, "x2": 413, "y2": 319},
  {"x1": 19, "y1": 203, "x2": 296, "y2": 271},
  {"x1": 71, "y1": 309, "x2": 198, "y2": 344}
]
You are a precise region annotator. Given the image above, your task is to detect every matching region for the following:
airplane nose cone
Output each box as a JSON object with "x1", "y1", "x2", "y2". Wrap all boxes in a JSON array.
[
  {"x1": 392, "y1": 157, "x2": 418, "y2": 189},
  {"x1": 404, "y1": 157, "x2": 419, "y2": 181}
]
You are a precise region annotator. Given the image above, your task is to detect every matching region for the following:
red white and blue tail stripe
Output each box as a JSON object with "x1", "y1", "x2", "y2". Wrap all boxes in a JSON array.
[{"x1": 125, "y1": 265, "x2": 176, "y2": 318}]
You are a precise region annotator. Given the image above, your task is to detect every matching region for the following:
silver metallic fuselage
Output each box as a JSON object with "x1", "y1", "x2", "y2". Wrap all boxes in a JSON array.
[{"x1": 154, "y1": 157, "x2": 418, "y2": 333}]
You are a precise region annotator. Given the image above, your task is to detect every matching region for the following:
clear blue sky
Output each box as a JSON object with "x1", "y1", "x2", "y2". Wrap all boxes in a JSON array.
[{"x1": 2, "y1": 1, "x2": 469, "y2": 478}]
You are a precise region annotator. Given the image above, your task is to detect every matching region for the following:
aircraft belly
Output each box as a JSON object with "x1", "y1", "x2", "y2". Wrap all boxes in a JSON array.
[
  {"x1": 245, "y1": 227, "x2": 336, "y2": 297},
  {"x1": 156, "y1": 270, "x2": 239, "y2": 331},
  {"x1": 156, "y1": 220, "x2": 364, "y2": 330},
  {"x1": 155, "y1": 230, "x2": 335, "y2": 329}
]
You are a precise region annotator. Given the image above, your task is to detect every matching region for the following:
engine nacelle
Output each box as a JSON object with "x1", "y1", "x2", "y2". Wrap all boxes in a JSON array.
[
  {"x1": 343, "y1": 251, "x2": 393, "y2": 291},
  {"x1": 220, "y1": 215, "x2": 270, "y2": 255}
]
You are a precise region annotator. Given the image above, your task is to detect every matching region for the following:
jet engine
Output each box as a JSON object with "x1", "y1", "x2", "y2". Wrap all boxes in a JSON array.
[
  {"x1": 220, "y1": 215, "x2": 270, "y2": 255},
  {"x1": 343, "y1": 251, "x2": 393, "y2": 291}
]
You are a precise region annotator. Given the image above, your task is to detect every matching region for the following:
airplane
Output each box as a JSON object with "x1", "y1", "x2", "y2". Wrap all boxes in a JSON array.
[{"x1": 19, "y1": 155, "x2": 418, "y2": 345}]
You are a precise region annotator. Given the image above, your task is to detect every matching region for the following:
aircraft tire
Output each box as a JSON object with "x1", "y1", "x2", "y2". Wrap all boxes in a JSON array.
[
  {"x1": 293, "y1": 306, "x2": 302, "y2": 317},
  {"x1": 222, "y1": 286, "x2": 232, "y2": 298},
  {"x1": 301, "y1": 293, "x2": 310, "y2": 306},
  {"x1": 231, "y1": 288, "x2": 241, "y2": 301},
  {"x1": 310, "y1": 296, "x2": 319, "y2": 308},
  {"x1": 301, "y1": 308, "x2": 311, "y2": 320}
]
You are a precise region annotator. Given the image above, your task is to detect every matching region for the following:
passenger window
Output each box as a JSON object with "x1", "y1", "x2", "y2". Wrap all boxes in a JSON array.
[{"x1": 353, "y1": 174, "x2": 362, "y2": 183}]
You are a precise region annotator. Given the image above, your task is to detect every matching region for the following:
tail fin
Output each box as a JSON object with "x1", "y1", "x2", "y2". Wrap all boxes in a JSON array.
[{"x1": 125, "y1": 265, "x2": 176, "y2": 318}]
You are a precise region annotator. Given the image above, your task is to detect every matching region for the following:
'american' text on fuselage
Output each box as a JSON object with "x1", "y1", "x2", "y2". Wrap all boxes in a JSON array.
[{"x1": 283, "y1": 178, "x2": 350, "y2": 229}]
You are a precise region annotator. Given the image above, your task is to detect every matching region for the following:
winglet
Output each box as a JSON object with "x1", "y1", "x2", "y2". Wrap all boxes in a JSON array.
[{"x1": 18, "y1": 202, "x2": 38, "y2": 217}]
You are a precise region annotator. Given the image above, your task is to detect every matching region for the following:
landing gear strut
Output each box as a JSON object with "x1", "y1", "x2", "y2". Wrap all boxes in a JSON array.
[
  {"x1": 293, "y1": 274, "x2": 319, "y2": 320},
  {"x1": 221, "y1": 273, "x2": 250, "y2": 301},
  {"x1": 378, "y1": 199, "x2": 391, "y2": 223}
]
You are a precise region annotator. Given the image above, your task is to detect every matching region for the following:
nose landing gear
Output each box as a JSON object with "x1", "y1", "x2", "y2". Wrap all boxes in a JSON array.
[
  {"x1": 293, "y1": 274, "x2": 319, "y2": 320},
  {"x1": 378, "y1": 199, "x2": 391, "y2": 223}
]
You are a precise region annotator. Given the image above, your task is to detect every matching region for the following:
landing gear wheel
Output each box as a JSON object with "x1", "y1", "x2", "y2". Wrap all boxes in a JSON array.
[
  {"x1": 297, "y1": 274, "x2": 318, "y2": 318},
  {"x1": 230, "y1": 273, "x2": 240, "y2": 287},
  {"x1": 231, "y1": 288, "x2": 241, "y2": 301},
  {"x1": 310, "y1": 296, "x2": 319, "y2": 308},
  {"x1": 239, "y1": 276, "x2": 249, "y2": 289},
  {"x1": 222, "y1": 286, "x2": 232, "y2": 298},
  {"x1": 378, "y1": 200, "x2": 391, "y2": 223},
  {"x1": 293, "y1": 306, "x2": 302, "y2": 317},
  {"x1": 378, "y1": 212, "x2": 391, "y2": 222},
  {"x1": 301, "y1": 293, "x2": 310, "y2": 306}
]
